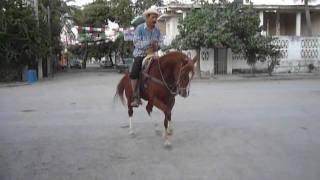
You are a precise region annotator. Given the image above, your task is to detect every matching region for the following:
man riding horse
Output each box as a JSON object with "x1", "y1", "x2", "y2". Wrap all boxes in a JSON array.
[{"x1": 130, "y1": 8, "x2": 163, "y2": 107}]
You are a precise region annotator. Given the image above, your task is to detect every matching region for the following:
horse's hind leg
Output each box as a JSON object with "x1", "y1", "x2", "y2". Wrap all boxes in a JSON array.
[
  {"x1": 126, "y1": 86, "x2": 135, "y2": 137},
  {"x1": 128, "y1": 105, "x2": 135, "y2": 136}
]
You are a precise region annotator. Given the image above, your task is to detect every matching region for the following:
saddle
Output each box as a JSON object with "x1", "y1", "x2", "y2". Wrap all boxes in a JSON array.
[
  {"x1": 142, "y1": 53, "x2": 157, "y2": 74},
  {"x1": 132, "y1": 49, "x2": 158, "y2": 98}
]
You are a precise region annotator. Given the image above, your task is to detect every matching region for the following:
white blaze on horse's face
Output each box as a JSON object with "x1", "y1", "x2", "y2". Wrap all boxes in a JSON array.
[{"x1": 178, "y1": 63, "x2": 194, "y2": 98}]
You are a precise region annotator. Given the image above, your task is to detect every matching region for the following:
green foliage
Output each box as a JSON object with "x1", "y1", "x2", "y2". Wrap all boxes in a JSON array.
[
  {"x1": 73, "y1": 0, "x2": 113, "y2": 27},
  {"x1": 0, "y1": 0, "x2": 75, "y2": 81},
  {"x1": 114, "y1": 33, "x2": 134, "y2": 58},
  {"x1": 134, "y1": 0, "x2": 163, "y2": 15},
  {"x1": 0, "y1": 0, "x2": 45, "y2": 81},
  {"x1": 173, "y1": 1, "x2": 281, "y2": 72},
  {"x1": 110, "y1": 0, "x2": 134, "y2": 27},
  {"x1": 173, "y1": 8, "x2": 208, "y2": 50},
  {"x1": 70, "y1": 0, "x2": 135, "y2": 65}
]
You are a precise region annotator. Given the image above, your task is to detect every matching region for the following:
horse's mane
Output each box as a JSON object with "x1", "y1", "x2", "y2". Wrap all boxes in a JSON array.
[{"x1": 159, "y1": 51, "x2": 189, "y2": 65}]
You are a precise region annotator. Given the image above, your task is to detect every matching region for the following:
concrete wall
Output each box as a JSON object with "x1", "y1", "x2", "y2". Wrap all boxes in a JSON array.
[
  {"x1": 273, "y1": 36, "x2": 320, "y2": 73},
  {"x1": 245, "y1": 0, "x2": 320, "y2": 5},
  {"x1": 200, "y1": 48, "x2": 215, "y2": 77},
  {"x1": 227, "y1": 36, "x2": 320, "y2": 73},
  {"x1": 229, "y1": 51, "x2": 268, "y2": 71},
  {"x1": 164, "y1": 16, "x2": 180, "y2": 46},
  {"x1": 185, "y1": 36, "x2": 320, "y2": 74},
  {"x1": 182, "y1": 49, "x2": 215, "y2": 77},
  {"x1": 182, "y1": 48, "x2": 234, "y2": 76}
]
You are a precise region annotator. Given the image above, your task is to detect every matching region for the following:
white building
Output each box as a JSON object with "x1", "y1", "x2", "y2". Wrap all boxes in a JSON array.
[{"x1": 158, "y1": 0, "x2": 320, "y2": 75}]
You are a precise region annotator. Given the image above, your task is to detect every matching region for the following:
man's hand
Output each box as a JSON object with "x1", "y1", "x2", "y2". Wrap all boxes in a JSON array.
[{"x1": 150, "y1": 41, "x2": 158, "y2": 51}]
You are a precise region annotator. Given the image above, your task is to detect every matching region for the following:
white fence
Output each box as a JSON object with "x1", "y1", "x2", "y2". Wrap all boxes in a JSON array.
[
  {"x1": 180, "y1": 36, "x2": 320, "y2": 76},
  {"x1": 274, "y1": 36, "x2": 320, "y2": 73},
  {"x1": 229, "y1": 36, "x2": 320, "y2": 73}
]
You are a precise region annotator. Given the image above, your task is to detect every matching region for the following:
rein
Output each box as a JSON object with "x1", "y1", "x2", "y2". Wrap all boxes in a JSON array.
[
  {"x1": 143, "y1": 58, "x2": 191, "y2": 96},
  {"x1": 157, "y1": 58, "x2": 181, "y2": 95}
]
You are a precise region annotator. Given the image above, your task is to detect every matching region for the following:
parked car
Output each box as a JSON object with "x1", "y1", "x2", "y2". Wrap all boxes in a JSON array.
[
  {"x1": 70, "y1": 60, "x2": 82, "y2": 69},
  {"x1": 100, "y1": 60, "x2": 113, "y2": 68},
  {"x1": 116, "y1": 58, "x2": 133, "y2": 73}
]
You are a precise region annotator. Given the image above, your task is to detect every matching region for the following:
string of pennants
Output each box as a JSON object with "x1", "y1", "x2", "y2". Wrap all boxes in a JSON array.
[{"x1": 75, "y1": 26, "x2": 134, "y2": 46}]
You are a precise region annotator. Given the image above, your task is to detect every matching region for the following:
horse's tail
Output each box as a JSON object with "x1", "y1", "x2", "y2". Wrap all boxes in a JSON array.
[{"x1": 114, "y1": 74, "x2": 128, "y2": 105}]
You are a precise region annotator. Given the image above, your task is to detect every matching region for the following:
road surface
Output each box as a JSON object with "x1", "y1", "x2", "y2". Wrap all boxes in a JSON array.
[{"x1": 1, "y1": 70, "x2": 320, "y2": 180}]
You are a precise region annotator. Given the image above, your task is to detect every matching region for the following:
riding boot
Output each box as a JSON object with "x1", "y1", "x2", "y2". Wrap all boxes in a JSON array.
[
  {"x1": 131, "y1": 90, "x2": 142, "y2": 107},
  {"x1": 131, "y1": 82, "x2": 141, "y2": 107}
]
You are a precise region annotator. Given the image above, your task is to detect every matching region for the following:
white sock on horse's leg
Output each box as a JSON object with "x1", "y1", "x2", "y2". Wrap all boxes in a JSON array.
[
  {"x1": 129, "y1": 117, "x2": 134, "y2": 135},
  {"x1": 164, "y1": 129, "x2": 171, "y2": 148}
]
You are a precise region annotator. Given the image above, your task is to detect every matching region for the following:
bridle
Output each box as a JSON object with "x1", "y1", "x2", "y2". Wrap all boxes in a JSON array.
[{"x1": 156, "y1": 58, "x2": 193, "y2": 96}]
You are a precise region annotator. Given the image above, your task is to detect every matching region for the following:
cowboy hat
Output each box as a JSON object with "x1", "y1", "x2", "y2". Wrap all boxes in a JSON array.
[{"x1": 143, "y1": 8, "x2": 160, "y2": 18}]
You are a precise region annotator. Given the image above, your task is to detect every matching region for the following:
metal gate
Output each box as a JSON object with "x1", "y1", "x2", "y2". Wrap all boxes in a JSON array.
[{"x1": 214, "y1": 48, "x2": 228, "y2": 75}]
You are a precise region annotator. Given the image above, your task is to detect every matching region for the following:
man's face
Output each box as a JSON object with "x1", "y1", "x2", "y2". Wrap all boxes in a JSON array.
[{"x1": 146, "y1": 14, "x2": 158, "y2": 28}]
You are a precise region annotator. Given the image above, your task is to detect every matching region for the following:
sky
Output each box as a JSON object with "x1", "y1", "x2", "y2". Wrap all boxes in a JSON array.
[
  {"x1": 69, "y1": 0, "x2": 138, "y2": 6},
  {"x1": 68, "y1": 0, "x2": 320, "y2": 7},
  {"x1": 68, "y1": 0, "x2": 93, "y2": 6}
]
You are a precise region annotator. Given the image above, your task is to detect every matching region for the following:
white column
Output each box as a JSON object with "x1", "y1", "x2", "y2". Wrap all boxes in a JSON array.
[
  {"x1": 276, "y1": 12, "x2": 281, "y2": 36},
  {"x1": 38, "y1": 58, "x2": 43, "y2": 80},
  {"x1": 259, "y1": 11, "x2": 266, "y2": 35},
  {"x1": 227, "y1": 49, "x2": 233, "y2": 74},
  {"x1": 47, "y1": 57, "x2": 51, "y2": 76},
  {"x1": 259, "y1": 11, "x2": 264, "y2": 27},
  {"x1": 182, "y1": 12, "x2": 186, "y2": 19},
  {"x1": 296, "y1": 12, "x2": 301, "y2": 36}
]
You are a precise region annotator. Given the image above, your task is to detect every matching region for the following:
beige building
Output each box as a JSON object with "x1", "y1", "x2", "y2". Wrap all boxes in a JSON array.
[{"x1": 158, "y1": 0, "x2": 320, "y2": 75}]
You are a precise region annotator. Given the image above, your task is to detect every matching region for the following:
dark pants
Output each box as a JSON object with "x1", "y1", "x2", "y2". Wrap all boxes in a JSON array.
[{"x1": 129, "y1": 56, "x2": 145, "y2": 79}]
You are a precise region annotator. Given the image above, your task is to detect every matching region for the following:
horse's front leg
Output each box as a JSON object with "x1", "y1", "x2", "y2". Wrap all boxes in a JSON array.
[
  {"x1": 146, "y1": 97, "x2": 162, "y2": 136},
  {"x1": 146, "y1": 100, "x2": 153, "y2": 116},
  {"x1": 166, "y1": 98, "x2": 175, "y2": 136},
  {"x1": 127, "y1": 105, "x2": 135, "y2": 137},
  {"x1": 153, "y1": 98, "x2": 172, "y2": 148}
]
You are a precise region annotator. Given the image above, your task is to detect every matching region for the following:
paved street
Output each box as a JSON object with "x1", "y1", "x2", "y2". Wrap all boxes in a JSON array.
[{"x1": 1, "y1": 70, "x2": 320, "y2": 180}]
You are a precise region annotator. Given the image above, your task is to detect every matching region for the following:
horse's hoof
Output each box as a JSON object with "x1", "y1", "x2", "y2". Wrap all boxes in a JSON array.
[{"x1": 164, "y1": 140, "x2": 172, "y2": 149}]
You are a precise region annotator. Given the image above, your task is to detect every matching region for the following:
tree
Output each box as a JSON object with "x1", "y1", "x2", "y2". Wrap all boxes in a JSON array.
[
  {"x1": 173, "y1": 2, "x2": 281, "y2": 76},
  {"x1": 172, "y1": 2, "x2": 230, "y2": 77},
  {"x1": 71, "y1": 0, "x2": 114, "y2": 68},
  {"x1": 0, "y1": 0, "x2": 47, "y2": 81},
  {"x1": 172, "y1": 8, "x2": 210, "y2": 77},
  {"x1": 113, "y1": 33, "x2": 134, "y2": 61},
  {"x1": 110, "y1": 0, "x2": 134, "y2": 27},
  {"x1": 134, "y1": 0, "x2": 163, "y2": 15},
  {"x1": 73, "y1": 0, "x2": 113, "y2": 27},
  {"x1": 224, "y1": 3, "x2": 282, "y2": 74},
  {"x1": 39, "y1": 0, "x2": 76, "y2": 66}
]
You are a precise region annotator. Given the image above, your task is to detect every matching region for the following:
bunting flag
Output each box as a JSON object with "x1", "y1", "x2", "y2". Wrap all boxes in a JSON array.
[
  {"x1": 123, "y1": 27, "x2": 134, "y2": 41},
  {"x1": 75, "y1": 25, "x2": 135, "y2": 46}
]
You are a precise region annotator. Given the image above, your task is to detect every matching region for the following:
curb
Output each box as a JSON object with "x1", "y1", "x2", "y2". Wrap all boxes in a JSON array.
[
  {"x1": 193, "y1": 73, "x2": 320, "y2": 82},
  {"x1": 0, "y1": 82, "x2": 29, "y2": 88}
]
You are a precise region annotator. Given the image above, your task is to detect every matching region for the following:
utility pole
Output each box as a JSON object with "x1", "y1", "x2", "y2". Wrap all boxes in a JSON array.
[
  {"x1": 47, "y1": 0, "x2": 54, "y2": 77},
  {"x1": 34, "y1": 0, "x2": 43, "y2": 80}
]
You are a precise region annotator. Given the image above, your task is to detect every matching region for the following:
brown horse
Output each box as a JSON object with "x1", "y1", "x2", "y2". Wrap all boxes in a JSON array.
[{"x1": 115, "y1": 51, "x2": 197, "y2": 147}]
